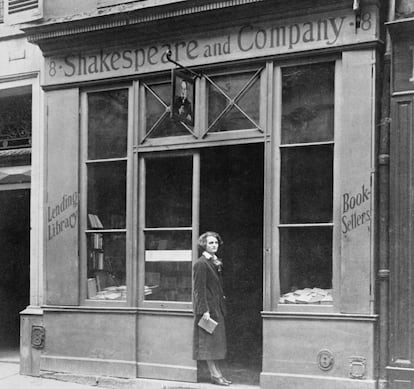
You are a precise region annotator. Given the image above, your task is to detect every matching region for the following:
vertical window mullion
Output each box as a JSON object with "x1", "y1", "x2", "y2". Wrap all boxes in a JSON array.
[
  {"x1": 192, "y1": 152, "x2": 200, "y2": 265},
  {"x1": 80, "y1": 91, "x2": 89, "y2": 303},
  {"x1": 332, "y1": 58, "x2": 342, "y2": 307},
  {"x1": 270, "y1": 65, "x2": 282, "y2": 311},
  {"x1": 138, "y1": 156, "x2": 146, "y2": 304},
  {"x1": 126, "y1": 85, "x2": 134, "y2": 306}
]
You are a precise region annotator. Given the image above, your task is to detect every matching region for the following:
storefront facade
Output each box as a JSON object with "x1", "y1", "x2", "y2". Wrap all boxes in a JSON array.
[{"x1": 22, "y1": 0, "x2": 383, "y2": 388}]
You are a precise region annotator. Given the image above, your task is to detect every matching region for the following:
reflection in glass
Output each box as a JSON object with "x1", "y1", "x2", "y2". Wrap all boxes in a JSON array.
[
  {"x1": 280, "y1": 145, "x2": 333, "y2": 224},
  {"x1": 87, "y1": 161, "x2": 126, "y2": 229},
  {"x1": 145, "y1": 84, "x2": 189, "y2": 138},
  {"x1": 144, "y1": 230, "x2": 192, "y2": 301},
  {"x1": 87, "y1": 232, "x2": 126, "y2": 300},
  {"x1": 207, "y1": 72, "x2": 260, "y2": 131},
  {"x1": 279, "y1": 227, "x2": 332, "y2": 300},
  {"x1": 282, "y1": 63, "x2": 334, "y2": 144},
  {"x1": 88, "y1": 89, "x2": 128, "y2": 159},
  {"x1": 146, "y1": 156, "x2": 192, "y2": 228}
]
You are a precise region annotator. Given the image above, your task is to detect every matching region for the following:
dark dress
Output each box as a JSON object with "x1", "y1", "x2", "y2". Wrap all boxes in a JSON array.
[{"x1": 192, "y1": 254, "x2": 227, "y2": 360}]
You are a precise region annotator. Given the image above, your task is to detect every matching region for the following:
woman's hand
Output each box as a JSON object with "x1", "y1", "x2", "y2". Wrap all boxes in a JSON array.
[{"x1": 202, "y1": 311, "x2": 210, "y2": 320}]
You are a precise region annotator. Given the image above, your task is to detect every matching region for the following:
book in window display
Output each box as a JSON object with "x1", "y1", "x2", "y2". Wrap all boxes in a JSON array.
[
  {"x1": 88, "y1": 213, "x2": 103, "y2": 229},
  {"x1": 279, "y1": 288, "x2": 333, "y2": 305}
]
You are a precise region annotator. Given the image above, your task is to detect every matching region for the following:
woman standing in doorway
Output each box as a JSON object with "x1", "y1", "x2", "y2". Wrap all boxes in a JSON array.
[{"x1": 193, "y1": 231, "x2": 231, "y2": 386}]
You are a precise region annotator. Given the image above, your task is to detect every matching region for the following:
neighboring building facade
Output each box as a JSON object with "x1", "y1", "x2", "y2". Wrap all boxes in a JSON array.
[
  {"x1": 0, "y1": 0, "x2": 405, "y2": 388},
  {"x1": 387, "y1": 1, "x2": 414, "y2": 388},
  {"x1": 0, "y1": 0, "x2": 43, "y2": 368}
]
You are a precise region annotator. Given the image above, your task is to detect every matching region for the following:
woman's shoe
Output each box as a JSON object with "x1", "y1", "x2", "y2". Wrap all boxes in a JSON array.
[
  {"x1": 222, "y1": 377, "x2": 232, "y2": 384},
  {"x1": 211, "y1": 376, "x2": 230, "y2": 386}
]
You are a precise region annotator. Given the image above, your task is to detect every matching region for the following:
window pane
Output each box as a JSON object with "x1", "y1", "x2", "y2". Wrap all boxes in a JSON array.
[
  {"x1": 145, "y1": 84, "x2": 189, "y2": 138},
  {"x1": 0, "y1": 92, "x2": 32, "y2": 150},
  {"x1": 87, "y1": 232, "x2": 126, "y2": 300},
  {"x1": 282, "y1": 63, "x2": 334, "y2": 144},
  {"x1": 88, "y1": 89, "x2": 128, "y2": 159},
  {"x1": 146, "y1": 156, "x2": 192, "y2": 228},
  {"x1": 280, "y1": 145, "x2": 333, "y2": 224},
  {"x1": 209, "y1": 107, "x2": 254, "y2": 133},
  {"x1": 149, "y1": 116, "x2": 189, "y2": 138},
  {"x1": 279, "y1": 227, "x2": 332, "y2": 304},
  {"x1": 87, "y1": 161, "x2": 126, "y2": 229},
  {"x1": 207, "y1": 72, "x2": 260, "y2": 131},
  {"x1": 144, "y1": 230, "x2": 192, "y2": 301}
]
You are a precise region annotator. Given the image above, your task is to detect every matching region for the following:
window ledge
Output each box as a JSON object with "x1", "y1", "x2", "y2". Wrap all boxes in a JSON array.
[{"x1": 262, "y1": 310, "x2": 378, "y2": 322}]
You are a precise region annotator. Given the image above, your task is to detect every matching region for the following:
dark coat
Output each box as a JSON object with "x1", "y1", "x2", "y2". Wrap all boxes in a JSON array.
[{"x1": 192, "y1": 254, "x2": 227, "y2": 360}]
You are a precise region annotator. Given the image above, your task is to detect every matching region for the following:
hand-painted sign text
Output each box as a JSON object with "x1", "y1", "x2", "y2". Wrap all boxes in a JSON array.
[
  {"x1": 341, "y1": 184, "x2": 371, "y2": 234},
  {"x1": 48, "y1": 192, "x2": 78, "y2": 240},
  {"x1": 44, "y1": 8, "x2": 377, "y2": 85}
]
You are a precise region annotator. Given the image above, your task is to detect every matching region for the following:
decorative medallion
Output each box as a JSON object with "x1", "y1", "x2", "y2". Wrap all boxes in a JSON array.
[
  {"x1": 317, "y1": 349, "x2": 334, "y2": 371},
  {"x1": 349, "y1": 356, "x2": 366, "y2": 379},
  {"x1": 31, "y1": 325, "x2": 45, "y2": 349}
]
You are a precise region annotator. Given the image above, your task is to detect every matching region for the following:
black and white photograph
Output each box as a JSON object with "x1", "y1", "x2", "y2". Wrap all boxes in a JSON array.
[{"x1": 0, "y1": 1, "x2": 409, "y2": 389}]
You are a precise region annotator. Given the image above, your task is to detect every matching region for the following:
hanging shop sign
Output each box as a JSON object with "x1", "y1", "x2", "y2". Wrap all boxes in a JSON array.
[{"x1": 44, "y1": 6, "x2": 378, "y2": 86}]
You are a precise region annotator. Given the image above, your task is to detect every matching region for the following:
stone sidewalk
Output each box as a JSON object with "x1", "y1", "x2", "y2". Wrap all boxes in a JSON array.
[{"x1": 0, "y1": 361, "x2": 259, "y2": 389}]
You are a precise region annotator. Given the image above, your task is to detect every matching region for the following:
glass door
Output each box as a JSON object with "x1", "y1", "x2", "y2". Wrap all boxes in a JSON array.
[{"x1": 139, "y1": 152, "x2": 197, "y2": 306}]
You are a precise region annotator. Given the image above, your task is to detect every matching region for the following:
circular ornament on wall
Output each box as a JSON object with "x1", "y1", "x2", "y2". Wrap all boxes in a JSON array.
[{"x1": 317, "y1": 349, "x2": 334, "y2": 371}]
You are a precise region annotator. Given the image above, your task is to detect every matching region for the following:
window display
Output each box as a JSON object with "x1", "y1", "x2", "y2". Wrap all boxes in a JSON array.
[
  {"x1": 279, "y1": 62, "x2": 334, "y2": 304},
  {"x1": 85, "y1": 88, "x2": 128, "y2": 301}
]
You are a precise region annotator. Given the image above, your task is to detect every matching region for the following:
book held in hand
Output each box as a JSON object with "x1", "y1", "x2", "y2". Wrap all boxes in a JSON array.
[{"x1": 198, "y1": 316, "x2": 218, "y2": 334}]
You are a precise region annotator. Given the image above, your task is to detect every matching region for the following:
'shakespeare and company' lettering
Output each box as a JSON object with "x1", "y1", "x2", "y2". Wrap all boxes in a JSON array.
[{"x1": 46, "y1": 10, "x2": 376, "y2": 83}]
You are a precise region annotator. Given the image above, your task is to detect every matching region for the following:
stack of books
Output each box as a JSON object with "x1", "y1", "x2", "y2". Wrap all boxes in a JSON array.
[
  {"x1": 92, "y1": 285, "x2": 127, "y2": 300},
  {"x1": 279, "y1": 288, "x2": 333, "y2": 304}
]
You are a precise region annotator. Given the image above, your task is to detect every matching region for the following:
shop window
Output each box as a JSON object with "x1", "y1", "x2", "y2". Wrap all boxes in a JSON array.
[
  {"x1": 0, "y1": 92, "x2": 32, "y2": 150},
  {"x1": 142, "y1": 82, "x2": 194, "y2": 141},
  {"x1": 205, "y1": 69, "x2": 262, "y2": 134},
  {"x1": 143, "y1": 156, "x2": 193, "y2": 302},
  {"x1": 85, "y1": 88, "x2": 128, "y2": 301},
  {"x1": 279, "y1": 62, "x2": 334, "y2": 305},
  {"x1": 88, "y1": 90, "x2": 128, "y2": 159}
]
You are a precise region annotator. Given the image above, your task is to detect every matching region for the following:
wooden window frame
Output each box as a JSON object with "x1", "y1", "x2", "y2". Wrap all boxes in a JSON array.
[{"x1": 78, "y1": 58, "x2": 340, "y2": 312}]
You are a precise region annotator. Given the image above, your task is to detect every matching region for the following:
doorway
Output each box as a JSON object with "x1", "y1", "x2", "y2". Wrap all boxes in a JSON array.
[
  {"x1": 0, "y1": 189, "x2": 30, "y2": 356},
  {"x1": 199, "y1": 143, "x2": 264, "y2": 384}
]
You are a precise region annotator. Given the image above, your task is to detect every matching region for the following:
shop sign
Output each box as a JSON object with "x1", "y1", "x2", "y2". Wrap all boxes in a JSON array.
[
  {"x1": 47, "y1": 192, "x2": 78, "y2": 241},
  {"x1": 341, "y1": 183, "x2": 371, "y2": 234},
  {"x1": 44, "y1": 6, "x2": 378, "y2": 86}
]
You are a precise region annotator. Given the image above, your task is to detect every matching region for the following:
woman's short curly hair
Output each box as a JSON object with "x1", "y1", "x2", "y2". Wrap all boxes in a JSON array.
[{"x1": 198, "y1": 231, "x2": 223, "y2": 250}]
